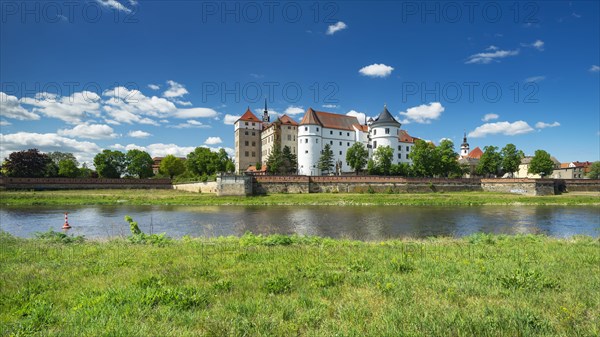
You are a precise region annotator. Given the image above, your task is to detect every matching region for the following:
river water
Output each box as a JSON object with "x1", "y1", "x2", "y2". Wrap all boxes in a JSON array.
[{"x1": 1, "y1": 205, "x2": 598, "y2": 240}]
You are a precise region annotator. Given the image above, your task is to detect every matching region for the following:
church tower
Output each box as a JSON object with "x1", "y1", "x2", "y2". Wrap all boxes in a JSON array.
[
  {"x1": 262, "y1": 98, "x2": 270, "y2": 123},
  {"x1": 460, "y1": 131, "x2": 469, "y2": 157}
]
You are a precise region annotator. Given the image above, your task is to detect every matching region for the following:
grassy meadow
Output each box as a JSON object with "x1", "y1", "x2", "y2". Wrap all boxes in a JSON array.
[
  {"x1": 1, "y1": 231, "x2": 598, "y2": 336},
  {"x1": 1, "y1": 189, "x2": 599, "y2": 206}
]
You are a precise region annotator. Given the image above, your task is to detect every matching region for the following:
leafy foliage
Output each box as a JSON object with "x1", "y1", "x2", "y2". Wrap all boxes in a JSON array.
[
  {"x1": 500, "y1": 144, "x2": 522, "y2": 176},
  {"x1": 159, "y1": 155, "x2": 185, "y2": 179},
  {"x1": 58, "y1": 159, "x2": 80, "y2": 178},
  {"x1": 476, "y1": 146, "x2": 502, "y2": 177},
  {"x1": 34, "y1": 229, "x2": 85, "y2": 244},
  {"x1": 94, "y1": 150, "x2": 127, "y2": 178},
  {"x1": 587, "y1": 161, "x2": 600, "y2": 179},
  {"x1": 125, "y1": 149, "x2": 154, "y2": 178},
  {"x1": 2, "y1": 149, "x2": 52, "y2": 178},
  {"x1": 373, "y1": 145, "x2": 394, "y2": 175},
  {"x1": 528, "y1": 150, "x2": 555, "y2": 177},
  {"x1": 187, "y1": 147, "x2": 234, "y2": 176},
  {"x1": 318, "y1": 144, "x2": 334, "y2": 175},
  {"x1": 409, "y1": 140, "x2": 438, "y2": 177},
  {"x1": 346, "y1": 142, "x2": 368, "y2": 174}
]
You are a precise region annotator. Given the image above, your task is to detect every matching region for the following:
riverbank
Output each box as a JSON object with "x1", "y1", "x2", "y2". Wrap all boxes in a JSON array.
[
  {"x1": 1, "y1": 232, "x2": 597, "y2": 336},
  {"x1": 1, "y1": 189, "x2": 599, "y2": 206}
]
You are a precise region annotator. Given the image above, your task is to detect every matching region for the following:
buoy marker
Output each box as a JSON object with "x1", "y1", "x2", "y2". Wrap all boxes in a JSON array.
[{"x1": 62, "y1": 212, "x2": 71, "y2": 229}]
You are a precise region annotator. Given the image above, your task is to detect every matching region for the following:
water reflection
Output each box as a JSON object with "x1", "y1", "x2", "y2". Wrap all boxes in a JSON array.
[{"x1": 0, "y1": 205, "x2": 598, "y2": 240}]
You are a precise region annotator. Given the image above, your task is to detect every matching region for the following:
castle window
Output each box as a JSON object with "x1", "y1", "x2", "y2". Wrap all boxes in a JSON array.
[
  {"x1": 288, "y1": 126, "x2": 291, "y2": 129},
  {"x1": 245, "y1": 131, "x2": 248, "y2": 135},
  {"x1": 374, "y1": 130, "x2": 377, "y2": 135},
  {"x1": 339, "y1": 131, "x2": 342, "y2": 136},
  {"x1": 252, "y1": 141, "x2": 255, "y2": 146},
  {"x1": 330, "y1": 130, "x2": 333, "y2": 135},
  {"x1": 347, "y1": 132, "x2": 350, "y2": 136},
  {"x1": 385, "y1": 128, "x2": 390, "y2": 134},
  {"x1": 339, "y1": 142, "x2": 342, "y2": 146},
  {"x1": 252, "y1": 132, "x2": 255, "y2": 136},
  {"x1": 252, "y1": 123, "x2": 255, "y2": 126},
  {"x1": 245, "y1": 151, "x2": 249, "y2": 157},
  {"x1": 406, "y1": 154, "x2": 409, "y2": 159},
  {"x1": 245, "y1": 122, "x2": 248, "y2": 126},
  {"x1": 252, "y1": 152, "x2": 256, "y2": 157},
  {"x1": 347, "y1": 142, "x2": 350, "y2": 146},
  {"x1": 244, "y1": 141, "x2": 249, "y2": 146},
  {"x1": 398, "y1": 146, "x2": 401, "y2": 151},
  {"x1": 374, "y1": 141, "x2": 377, "y2": 148},
  {"x1": 316, "y1": 139, "x2": 319, "y2": 143},
  {"x1": 406, "y1": 146, "x2": 409, "y2": 151},
  {"x1": 339, "y1": 151, "x2": 342, "y2": 155},
  {"x1": 305, "y1": 150, "x2": 308, "y2": 154},
  {"x1": 316, "y1": 127, "x2": 319, "y2": 131},
  {"x1": 305, "y1": 139, "x2": 308, "y2": 143},
  {"x1": 305, "y1": 127, "x2": 308, "y2": 131},
  {"x1": 398, "y1": 154, "x2": 401, "y2": 159},
  {"x1": 330, "y1": 141, "x2": 333, "y2": 145},
  {"x1": 287, "y1": 135, "x2": 291, "y2": 141}
]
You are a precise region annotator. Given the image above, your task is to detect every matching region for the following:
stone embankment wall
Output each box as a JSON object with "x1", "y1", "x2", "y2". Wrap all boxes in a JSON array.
[
  {"x1": 480, "y1": 179, "x2": 555, "y2": 196},
  {"x1": 0, "y1": 177, "x2": 172, "y2": 190},
  {"x1": 173, "y1": 182, "x2": 218, "y2": 193},
  {"x1": 556, "y1": 179, "x2": 600, "y2": 193},
  {"x1": 309, "y1": 176, "x2": 482, "y2": 194},
  {"x1": 216, "y1": 175, "x2": 252, "y2": 196}
]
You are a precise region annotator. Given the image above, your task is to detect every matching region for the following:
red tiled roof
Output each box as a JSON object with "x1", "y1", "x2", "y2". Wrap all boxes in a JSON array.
[
  {"x1": 468, "y1": 147, "x2": 483, "y2": 159},
  {"x1": 238, "y1": 108, "x2": 261, "y2": 123},
  {"x1": 299, "y1": 108, "x2": 363, "y2": 131},
  {"x1": 398, "y1": 130, "x2": 416, "y2": 143},
  {"x1": 279, "y1": 114, "x2": 298, "y2": 126},
  {"x1": 353, "y1": 124, "x2": 368, "y2": 132}
]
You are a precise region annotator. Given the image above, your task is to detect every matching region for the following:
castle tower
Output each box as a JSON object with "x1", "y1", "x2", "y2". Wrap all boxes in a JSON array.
[
  {"x1": 234, "y1": 107, "x2": 262, "y2": 173},
  {"x1": 298, "y1": 108, "x2": 323, "y2": 176},
  {"x1": 369, "y1": 104, "x2": 401, "y2": 164},
  {"x1": 460, "y1": 131, "x2": 469, "y2": 157}
]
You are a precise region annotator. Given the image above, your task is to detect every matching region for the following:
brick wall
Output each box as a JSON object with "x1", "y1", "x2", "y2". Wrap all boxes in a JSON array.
[{"x1": 0, "y1": 177, "x2": 172, "y2": 190}]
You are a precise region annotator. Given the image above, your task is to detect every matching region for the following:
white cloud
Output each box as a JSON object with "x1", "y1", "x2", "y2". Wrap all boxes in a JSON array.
[
  {"x1": 322, "y1": 104, "x2": 338, "y2": 109},
  {"x1": 521, "y1": 40, "x2": 544, "y2": 51},
  {"x1": 96, "y1": 0, "x2": 132, "y2": 13},
  {"x1": 254, "y1": 108, "x2": 279, "y2": 117},
  {"x1": 535, "y1": 121, "x2": 560, "y2": 129},
  {"x1": 590, "y1": 65, "x2": 600, "y2": 72},
  {"x1": 346, "y1": 110, "x2": 367, "y2": 124},
  {"x1": 163, "y1": 80, "x2": 189, "y2": 98},
  {"x1": 0, "y1": 120, "x2": 12, "y2": 126},
  {"x1": 482, "y1": 113, "x2": 499, "y2": 122},
  {"x1": 173, "y1": 107, "x2": 218, "y2": 119},
  {"x1": 468, "y1": 121, "x2": 534, "y2": 137},
  {"x1": 486, "y1": 45, "x2": 499, "y2": 51},
  {"x1": 525, "y1": 76, "x2": 546, "y2": 82},
  {"x1": 465, "y1": 49, "x2": 519, "y2": 64},
  {"x1": 20, "y1": 91, "x2": 101, "y2": 124},
  {"x1": 169, "y1": 120, "x2": 210, "y2": 129},
  {"x1": 398, "y1": 102, "x2": 444, "y2": 124},
  {"x1": 148, "y1": 84, "x2": 160, "y2": 90},
  {"x1": 358, "y1": 63, "x2": 394, "y2": 78},
  {"x1": 224, "y1": 114, "x2": 240, "y2": 125},
  {"x1": 58, "y1": 123, "x2": 118, "y2": 139},
  {"x1": 439, "y1": 137, "x2": 452, "y2": 143},
  {"x1": 284, "y1": 106, "x2": 304, "y2": 115},
  {"x1": 250, "y1": 73, "x2": 264, "y2": 79},
  {"x1": 128, "y1": 130, "x2": 152, "y2": 138},
  {"x1": 0, "y1": 132, "x2": 101, "y2": 164},
  {"x1": 112, "y1": 143, "x2": 197, "y2": 158},
  {"x1": 326, "y1": 21, "x2": 347, "y2": 35},
  {"x1": 204, "y1": 137, "x2": 222, "y2": 145},
  {"x1": 0, "y1": 92, "x2": 40, "y2": 120}
]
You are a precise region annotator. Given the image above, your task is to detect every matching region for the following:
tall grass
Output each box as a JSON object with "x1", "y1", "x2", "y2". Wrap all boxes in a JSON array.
[{"x1": 1, "y1": 231, "x2": 598, "y2": 336}]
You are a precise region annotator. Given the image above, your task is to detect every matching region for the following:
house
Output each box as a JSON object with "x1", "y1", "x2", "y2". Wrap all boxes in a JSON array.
[{"x1": 515, "y1": 156, "x2": 561, "y2": 178}]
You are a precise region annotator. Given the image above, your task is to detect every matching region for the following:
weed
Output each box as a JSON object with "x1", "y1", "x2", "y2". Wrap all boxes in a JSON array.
[
  {"x1": 33, "y1": 229, "x2": 85, "y2": 244},
  {"x1": 264, "y1": 276, "x2": 292, "y2": 295}
]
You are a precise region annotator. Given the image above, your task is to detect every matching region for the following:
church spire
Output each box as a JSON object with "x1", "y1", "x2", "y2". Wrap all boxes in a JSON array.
[
  {"x1": 262, "y1": 98, "x2": 270, "y2": 122},
  {"x1": 460, "y1": 130, "x2": 469, "y2": 157}
]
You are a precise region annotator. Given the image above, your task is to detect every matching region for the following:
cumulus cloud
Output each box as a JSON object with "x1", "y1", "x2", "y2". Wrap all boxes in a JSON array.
[
  {"x1": 1, "y1": 120, "x2": 12, "y2": 126},
  {"x1": 358, "y1": 63, "x2": 394, "y2": 78},
  {"x1": 465, "y1": 49, "x2": 519, "y2": 64},
  {"x1": 590, "y1": 65, "x2": 600, "y2": 72},
  {"x1": 169, "y1": 120, "x2": 210, "y2": 129},
  {"x1": 521, "y1": 40, "x2": 545, "y2": 51},
  {"x1": 326, "y1": 21, "x2": 347, "y2": 35},
  {"x1": 163, "y1": 80, "x2": 189, "y2": 98},
  {"x1": 0, "y1": 92, "x2": 40, "y2": 120},
  {"x1": 112, "y1": 143, "x2": 197, "y2": 158},
  {"x1": 96, "y1": 0, "x2": 132, "y2": 13},
  {"x1": 322, "y1": 104, "x2": 338, "y2": 109},
  {"x1": 346, "y1": 110, "x2": 367, "y2": 124},
  {"x1": 173, "y1": 107, "x2": 218, "y2": 119},
  {"x1": 468, "y1": 121, "x2": 534, "y2": 137},
  {"x1": 204, "y1": 136, "x2": 222, "y2": 145},
  {"x1": 128, "y1": 130, "x2": 152, "y2": 138},
  {"x1": 525, "y1": 76, "x2": 546, "y2": 82},
  {"x1": 398, "y1": 102, "x2": 444, "y2": 124},
  {"x1": 20, "y1": 91, "x2": 101, "y2": 124},
  {"x1": 58, "y1": 123, "x2": 118, "y2": 139},
  {"x1": 482, "y1": 113, "x2": 499, "y2": 122},
  {"x1": 223, "y1": 114, "x2": 240, "y2": 125},
  {"x1": 284, "y1": 106, "x2": 304, "y2": 115},
  {"x1": 0, "y1": 132, "x2": 101, "y2": 164},
  {"x1": 535, "y1": 121, "x2": 560, "y2": 129},
  {"x1": 148, "y1": 84, "x2": 160, "y2": 90}
]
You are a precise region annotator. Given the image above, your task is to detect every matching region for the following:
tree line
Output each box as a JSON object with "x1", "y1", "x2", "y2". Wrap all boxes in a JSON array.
[{"x1": 1, "y1": 147, "x2": 235, "y2": 180}]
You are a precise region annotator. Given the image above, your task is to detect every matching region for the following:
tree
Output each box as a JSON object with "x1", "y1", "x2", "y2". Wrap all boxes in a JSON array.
[
  {"x1": 528, "y1": 150, "x2": 555, "y2": 177},
  {"x1": 409, "y1": 140, "x2": 437, "y2": 177},
  {"x1": 187, "y1": 147, "x2": 214, "y2": 176},
  {"x1": 500, "y1": 143, "x2": 522, "y2": 177},
  {"x1": 282, "y1": 146, "x2": 297, "y2": 174},
  {"x1": 346, "y1": 142, "x2": 369, "y2": 175},
  {"x1": 93, "y1": 150, "x2": 126, "y2": 178},
  {"x1": 436, "y1": 139, "x2": 460, "y2": 178},
  {"x1": 476, "y1": 146, "x2": 502, "y2": 177},
  {"x1": 125, "y1": 149, "x2": 154, "y2": 178},
  {"x1": 159, "y1": 155, "x2": 185, "y2": 179},
  {"x1": 266, "y1": 146, "x2": 284, "y2": 174},
  {"x1": 373, "y1": 146, "x2": 393, "y2": 175},
  {"x1": 318, "y1": 144, "x2": 334, "y2": 175},
  {"x1": 2, "y1": 149, "x2": 52, "y2": 177},
  {"x1": 58, "y1": 159, "x2": 80, "y2": 178},
  {"x1": 390, "y1": 163, "x2": 409, "y2": 176},
  {"x1": 48, "y1": 152, "x2": 78, "y2": 167},
  {"x1": 587, "y1": 161, "x2": 600, "y2": 179}
]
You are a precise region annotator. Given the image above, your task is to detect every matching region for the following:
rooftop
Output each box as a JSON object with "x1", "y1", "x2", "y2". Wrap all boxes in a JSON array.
[{"x1": 299, "y1": 108, "x2": 363, "y2": 131}]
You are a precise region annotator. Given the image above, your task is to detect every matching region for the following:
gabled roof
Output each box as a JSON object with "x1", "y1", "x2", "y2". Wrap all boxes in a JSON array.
[
  {"x1": 279, "y1": 114, "x2": 298, "y2": 126},
  {"x1": 299, "y1": 108, "x2": 363, "y2": 131},
  {"x1": 371, "y1": 105, "x2": 400, "y2": 127},
  {"x1": 398, "y1": 130, "x2": 416, "y2": 143},
  {"x1": 468, "y1": 147, "x2": 483, "y2": 159},
  {"x1": 237, "y1": 108, "x2": 261, "y2": 123}
]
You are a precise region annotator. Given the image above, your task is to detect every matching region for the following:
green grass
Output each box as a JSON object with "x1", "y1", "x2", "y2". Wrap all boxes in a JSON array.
[
  {"x1": 1, "y1": 231, "x2": 598, "y2": 336},
  {"x1": 1, "y1": 189, "x2": 599, "y2": 206}
]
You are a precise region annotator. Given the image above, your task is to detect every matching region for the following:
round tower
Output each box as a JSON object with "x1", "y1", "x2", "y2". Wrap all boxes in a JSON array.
[
  {"x1": 298, "y1": 108, "x2": 322, "y2": 175},
  {"x1": 369, "y1": 105, "x2": 401, "y2": 164}
]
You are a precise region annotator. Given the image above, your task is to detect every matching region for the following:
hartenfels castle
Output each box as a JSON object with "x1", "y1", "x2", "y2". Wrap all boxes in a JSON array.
[{"x1": 234, "y1": 103, "x2": 418, "y2": 175}]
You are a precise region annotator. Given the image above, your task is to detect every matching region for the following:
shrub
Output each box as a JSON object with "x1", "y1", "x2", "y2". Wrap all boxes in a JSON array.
[{"x1": 34, "y1": 229, "x2": 85, "y2": 244}]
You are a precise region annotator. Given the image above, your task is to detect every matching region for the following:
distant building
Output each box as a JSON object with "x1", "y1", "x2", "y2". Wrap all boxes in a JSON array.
[
  {"x1": 234, "y1": 108, "x2": 262, "y2": 173},
  {"x1": 457, "y1": 134, "x2": 483, "y2": 177},
  {"x1": 261, "y1": 114, "x2": 299, "y2": 167},
  {"x1": 515, "y1": 156, "x2": 561, "y2": 178}
]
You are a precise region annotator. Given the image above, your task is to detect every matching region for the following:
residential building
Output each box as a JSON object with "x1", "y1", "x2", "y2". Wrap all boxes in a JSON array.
[{"x1": 515, "y1": 156, "x2": 561, "y2": 178}]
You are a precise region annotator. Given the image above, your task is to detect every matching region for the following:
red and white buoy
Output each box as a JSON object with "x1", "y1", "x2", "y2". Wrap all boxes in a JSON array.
[{"x1": 62, "y1": 212, "x2": 71, "y2": 229}]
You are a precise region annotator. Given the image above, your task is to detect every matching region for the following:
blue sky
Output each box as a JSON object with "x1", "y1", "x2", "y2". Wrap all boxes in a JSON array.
[{"x1": 1, "y1": 0, "x2": 599, "y2": 164}]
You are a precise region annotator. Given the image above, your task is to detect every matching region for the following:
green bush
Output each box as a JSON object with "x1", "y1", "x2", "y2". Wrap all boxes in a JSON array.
[{"x1": 34, "y1": 229, "x2": 85, "y2": 244}]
